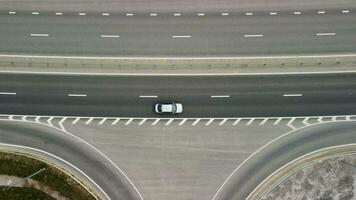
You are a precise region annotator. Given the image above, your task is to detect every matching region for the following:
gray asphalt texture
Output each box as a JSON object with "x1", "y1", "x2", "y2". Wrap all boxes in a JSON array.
[
  {"x1": 0, "y1": 8, "x2": 355, "y2": 56},
  {"x1": 1, "y1": 73, "x2": 356, "y2": 117}
]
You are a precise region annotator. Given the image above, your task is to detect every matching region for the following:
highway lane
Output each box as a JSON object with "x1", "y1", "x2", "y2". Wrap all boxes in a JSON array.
[
  {"x1": 0, "y1": 8, "x2": 355, "y2": 56},
  {"x1": 213, "y1": 121, "x2": 356, "y2": 200},
  {"x1": 0, "y1": 120, "x2": 141, "y2": 200},
  {"x1": 0, "y1": 72, "x2": 356, "y2": 117}
]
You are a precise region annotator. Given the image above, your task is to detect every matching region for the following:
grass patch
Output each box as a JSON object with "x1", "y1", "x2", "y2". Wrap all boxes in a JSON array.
[{"x1": 0, "y1": 186, "x2": 56, "y2": 200}]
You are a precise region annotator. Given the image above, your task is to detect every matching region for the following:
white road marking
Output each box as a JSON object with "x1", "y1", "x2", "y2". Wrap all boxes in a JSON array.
[
  {"x1": 221, "y1": 13, "x2": 229, "y2": 16},
  {"x1": 259, "y1": 118, "x2": 268, "y2": 125},
  {"x1": 331, "y1": 116, "x2": 337, "y2": 121},
  {"x1": 138, "y1": 118, "x2": 147, "y2": 125},
  {"x1": 30, "y1": 34, "x2": 49, "y2": 37},
  {"x1": 8, "y1": 115, "x2": 14, "y2": 120},
  {"x1": 9, "y1": 11, "x2": 16, "y2": 15},
  {"x1": 316, "y1": 33, "x2": 336, "y2": 36},
  {"x1": 150, "y1": 13, "x2": 157, "y2": 16},
  {"x1": 317, "y1": 117, "x2": 324, "y2": 123},
  {"x1": 269, "y1": 12, "x2": 277, "y2": 15},
  {"x1": 126, "y1": 13, "x2": 134, "y2": 16},
  {"x1": 165, "y1": 118, "x2": 174, "y2": 126},
  {"x1": 102, "y1": 13, "x2": 110, "y2": 16},
  {"x1": 205, "y1": 119, "x2": 214, "y2": 126},
  {"x1": 100, "y1": 35, "x2": 120, "y2": 38},
  {"x1": 197, "y1": 13, "x2": 205, "y2": 16},
  {"x1": 245, "y1": 12, "x2": 253, "y2": 16},
  {"x1": 244, "y1": 34, "x2": 263, "y2": 38},
  {"x1": 85, "y1": 118, "x2": 93, "y2": 125},
  {"x1": 35, "y1": 116, "x2": 41, "y2": 123},
  {"x1": 273, "y1": 118, "x2": 282, "y2": 125},
  {"x1": 47, "y1": 117, "x2": 54, "y2": 127},
  {"x1": 342, "y1": 10, "x2": 350, "y2": 14},
  {"x1": 99, "y1": 118, "x2": 107, "y2": 125},
  {"x1": 173, "y1": 13, "x2": 181, "y2": 16},
  {"x1": 232, "y1": 118, "x2": 241, "y2": 126},
  {"x1": 58, "y1": 117, "x2": 67, "y2": 131},
  {"x1": 318, "y1": 11, "x2": 326, "y2": 14},
  {"x1": 139, "y1": 95, "x2": 158, "y2": 98},
  {"x1": 211, "y1": 95, "x2": 230, "y2": 98},
  {"x1": 192, "y1": 119, "x2": 200, "y2": 126},
  {"x1": 219, "y1": 119, "x2": 228, "y2": 126},
  {"x1": 72, "y1": 117, "x2": 80, "y2": 124},
  {"x1": 55, "y1": 12, "x2": 63, "y2": 16},
  {"x1": 172, "y1": 35, "x2": 191, "y2": 38},
  {"x1": 283, "y1": 93, "x2": 302, "y2": 97},
  {"x1": 32, "y1": 12, "x2": 39, "y2": 15},
  {"x1": 287, "y1": 117, "x2": 296, "y2": 129},
  {"x1": 125, "y1": 118, "x2": 133, "y2": 125},
  {"x1": 21, "y1": 116, "x2": 27, "y2": 121},
  {"x1": 152, "y1": 119, "x2": 160, "y2": 125},
  {"x1": 346, "y1": 116, "x2": 351, "y2": 121},
  {"x1": 293, "y1": 11, "x2": 301, "y2": 15},
  {"x1": 78, "y1": 12, "x2": 86, "y2": 16},
  {"x1": 246, "y1": 118, "x2": 255, "y2": 126},
  {"x1": 111, "y1": 118, "x2": 120, "y2": 125},
  {"x1": 0, "y1": 92, "x2": 16, "y2": 95},
  {"x1": 302, "y1": 117, "x2": 310, "y2": 125},
  {"x1": 68, "y1": 93, "x2": 87, "y2": 97},
  {"x1": 178, "y1": 118, "x2": 187, "y2": 126}
]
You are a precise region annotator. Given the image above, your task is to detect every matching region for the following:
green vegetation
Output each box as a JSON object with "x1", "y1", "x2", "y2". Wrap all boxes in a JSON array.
[
  {"x1": 0, "y1": 152, "x2": 97, "y2": 200},
  {"x1": 0, "y1": 186, "x2": 56, "y2": 200}
]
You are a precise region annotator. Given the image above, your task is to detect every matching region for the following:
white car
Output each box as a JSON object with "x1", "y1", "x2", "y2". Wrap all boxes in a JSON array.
[{"x1": 154, "y1": 102, "x2": 183, "y2": 114}]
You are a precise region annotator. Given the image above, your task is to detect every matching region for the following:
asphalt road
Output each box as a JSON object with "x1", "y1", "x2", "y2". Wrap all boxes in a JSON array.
[
  {"x1": 213, "y1": 121, "x2": 356, "y2": 200},
  {"x1": 0, "y1": 8, "x2": 355, "y2": 56},
  {"x1": 0, "y1": 72, "x2": 356, "y2": 117}
]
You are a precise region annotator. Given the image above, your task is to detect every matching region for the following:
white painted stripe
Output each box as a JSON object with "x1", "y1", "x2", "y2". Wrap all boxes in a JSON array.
[
  {"x1": 58, "y1": 117, "x2": 67, "y2": 131},
  {"x1": 102, "y1": 13, "x2": 110, "y2": 16},
  {"x1": 9, "y1": 11, "x2": 16, "y2": 15},
  {"x1": 221, "y1": 13, "x2": 229, "y2": 16},
  {"x1": 318, "y1": 11, "x2": 326, "y2": 14},
  {"x1": 259, "y1": 118, "x2": 268, "y2": 125},
  {"x1": 55, "y1": 12, "x2": 63, "y2": 16},
  {"x1": 78, "y1": 12, "x2": 86, "y2": 16},
  {"x1": 99, "y1": 118, "x2": 107, "y2": 125},
  {"x1": 165, "y1": 119, "x2": 174, "y2": 126},
  {"x1": 172, "y1": 35, "x2": 191, "y2": 38},
  {"x1": 205, "y1": 119, "x2": 214, "y2": 126},
  {"x1": 152, "y1": 119, "x2": 160, "y2": 125},
  {"x1": 342, "y1": 10, "x2": 350, "y2": 13},
  {"x1": 125, "y1": 118, "x2": 133, "y2": 125},
  {"x1": 211, "y1": 95, "x2": 230, "y2": 98},
  {"x1": 126, "y1": 13, "x2": 134, "y2": 16},
  {"x1": 0, "y1": 92, "x2": 16, "y2": 95},
  {"x1": 150, "y1": 13, "x2": 157, "y2": 16},
  {"x1": 316, "y1": 33, "x2": 336, "y2": 36},
  {"x1": 317, "y1": 117, "x2": 323, "y2": 123},
  {"x1": 139, "y1": 95, "x2": 158, "y2": 98},
  {"x1": 21, "y1": 116, "x2": 27, "y2": 121},
  {"x1": 269, "y1": 12, "x2": 277, "y2": 15},
  {"x1": 47, "y1": 117, "x2": 54, "y2": 127},
  {"x1": 219, "y1": 119, "x2": 228, "y2": 126},
  {"x1": 197, "y1": 13, "x2": 205, "y2": 16},
  {"x1": 85, "y1": 118, "x2": 93, "y2": 125},
  {"x1": 30, "y1": 34, "x2": 49, "y2": 37},
  {"x1": 283, "y1": 93, "x2": 302, "y2": 97},
  {"x1": 245, "y1": 12, "x2": 253, "y2": 16},
  {"x1": 68, "y1": 93, "x2": 87, "y2": 97},
  {"x1": 331, "y1": 116, "x2": 337, "y2": 121},
  {"x1": 178, "y1": 118, "x2": 187, "y2": 126},
  {"x1": 8, "y1": 115, "x2": 14, "y2": 120},
  {"x1": 244, "y1": 34, "x2": 263, "y2": 38},
  {"x1": 138, "y1": 118, "x2": 147, "y2": 125},
  {"x1": 173, "y1": 13, "x2": 181, "y2": 16},
  {"x1": 287, "y1": 117, "x2": 296, "y2": 129},
  {"x1": 35, "y1": 116, "x2": 41, "y2": 123},
  {"x1": 293, "y1": 11, "x2": 301, "y2": 15},
  {"x1": 100, "y1": 35, "x2": 120, "y2": 38},
  {"x1": 346, "y1": 116, "x2": 351, "y2": 121},
  {"x1": 192, "y1": 119, "x2": 200, "y2": 126},
  {"x1": 302, "y1": 117, "x2": 310, "y2": 125},
  {"x1": 32, "y1": 12, "x2": 39, "y2": 15},
  {"x1": 72, "y1": 117, "x2": 80, "y2": 124},
  {"x1": 111, "y1": 118, "x2": 120, "y2": 125},
  {"x1": 233, "y1": 118, "x2": 241, "y2": 126},
  {"x1": 273, "y1": 118, "x2": 282, "y2": 125},
  {"x1": 246, "y1": 118, "x2": 255, "y2": 126}
]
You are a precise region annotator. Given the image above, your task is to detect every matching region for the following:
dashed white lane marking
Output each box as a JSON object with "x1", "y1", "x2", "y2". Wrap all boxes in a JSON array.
[
  {"x1": 244, "y1": 34, "x2": 263, "y2": 38},
  {"x1": 152, "y1": 119, "x2": 160, "y2": 125},
  {"x1": 283, "y1": 93, "x2": 302, "y2": 97},
  {"x1": 102, "y1": 13, "x2": 110, "y2": 16},
  {"x1": 72, "y1": 117, "x2": 80, "y2": 124},
  {"x1": 30, "y1": 34, "x2": 49, "y2": 37},
  {"x1": 179, "y1": 118, "x2": 187, "y2": 126},
  {"x1": 85, "y1": 118, "x2": 93, "y2": 125},
  {"x1": 165, "y1": 118, "x2": 174, "y2": 126},
  {"x1": 98, "y1": 118, "x2": 107, "y2": 125},
  {"x1": 9, "y1": 11, "x2": 16, "y2": 15},
  {"x1": 171, "y1": 35, "x2": 191, "y2": 38},
  {"x1": 233, "y1": 118, "x2": 241, "y2": 126},
  {"x1": 205, "y1": 119, "x2": 214, "y2": 126},
  {"x1": 316, "y1": 33, "x2": 336, "y2": 36},
  {"x1": 318, "y1": 11, "x2": 326, "y2": 14},
  {"x1": 150, "y1": 13, "x2": 158, "y2": 16},
  {"x1": 287, "y1": 117, "x2": 296, "y2": 129},
  {"x1": 55, "y1": 12, "x2": 63, "y2": 16},
  {"x1": 139, "y1": 95, "x2": 158, "y2": 98},
  {"x1": 192, "y1": 119, "x2": 201, "y2": 126},
  {"x1": 138, "y1": 118, "x2": 147, "y2": 126},
  {"x1": 126, "y1": 13, "x2": 134, "y2": 16},
  {"x1": 221, "y1": 13, "x2": 229, "y2": 16},
  {"x1": 47, "y1": 117, "x2": 54, "y2": 127},
  {"x1": 269, "y1": 12, "x2": 277, "y2": 15},
  {"x1": 245, "y1": 12, "x2": 253, "y2": 16},
  {"x1": 100, "y1": 35, "x2": 120, "y2": 38},
  {"x1": 197, "y1": 13, "x2": 205, "y2": 16},
  {"x1": 32, "y1": 12, "x2": 39, "y2": 15},
  {"x1": 0, "y1": 92, "x2": 16, "y2": 95},
  {"x1": 125, "y1": 118, "x2": 133, "y2": 125},
  {"x1": 111, "y1": 118, "x2": 120, "y2": 125},
  {"x1": 219, "y1": 119, "x2": 228, "y2": 126},
  {"x1": 302, "y1": 117, "x2": 310, "y2": 125},
  {"x1": 246, "y1": 118, "x2": 255, "y2": 126},
  {"x1": 259, "y1": 118, "x2": 268, "y2": 125},
  {"x1": 273, "y1": 118, "x2": 282, "y2": 125},
  {"x1": 211, "y1": 95, "x2": 230, "y2": 98},
  {"x1": 173, "y1": 13, "x2": 181, "y2": 16},
  {"x1": 78, "y1": 12, "x2": 86, "y2": 16},
  {"x1": 68, "y1": 93, "x2": 87, "y2": 97},
  {"x1": 293, "y1": 11, "x2": 302, "y2": 15},
  {"x1": 342, "y1": 10, "x2": 350, "y2": 14}
]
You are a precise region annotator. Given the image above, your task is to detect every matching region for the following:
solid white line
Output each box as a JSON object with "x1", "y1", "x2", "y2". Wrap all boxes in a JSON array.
[
  {"x1": 150, "y1": 13, "x2": 157, "y2": 16},
  {"x1": 342, "y1": 10, "x2": 350, "y2": 14},
  {"x1": 30, "y1": 34, "x2": 49, "y2": 37},
  {"x1": 55, "y1": 12, "x2": 63, "y2": 16},
  {"x1": 0, "y1": 92, "x2": 16, "y2": 95},
  {"x1": 318, "y1": 11, "x2": 326, "y2": 14},
  {"x1": 173, "y1": 13, "x2": 181, "y2": 16},
  {"x1": 32, "y1": 12, "x2": 39, "y2": 15},
  {"x1": 205, "y1": 119, "x2": 214, "y2": 126},
  {"x1": 165, "y1": 118, "x2": 174, "y2": 126},
  {"x1": 72, "y1": 117, "x2": 80, "y2": 124},
  {"x1": 245, "y1": 12, "x2": 253, "y2": 16},
  {"x1": 192, "y1": 119, "x2": 200, "y2": 126},
  {"x1": 85, "y1": 118, "x2": 93, "y2": 125},
  {"x1": 219, "y1": 119, "x2": 228, "y2": 126},
  {"x1": 293, "y1": 11, "x2": 301, "y2": 15},
  {"x1": 178, "y1": 118, "x2": 187, "y2": 126},
  {"x1": 316, "y1": 33, "x2": 336, "y2": 36},
  {"x1": 138, "y1": 118, "x2": 147, "y2": 125},
  {"x1": 221, "y1": 13, "x2": 229, "y2": 16},
  {"x1": 273, "y1": 118, "x2": 282, "y2": 125},
  {"x1": 126, "y1": 13, "x2": 134, "y2": 16},
  {"x1": 102, "y1": 13, "x2": 110, "y2": 16},
  {"x1": 197, "y1": 13, "x2": 205, "y2": 16},
  {"x1": 111, "y1": 118, "x2": 120, "y2": 125},
  {"x1": 283, "y1": 93, "x2": 302, "y2": 97},
  {"x1": 9, "y1": 11, "x2": 16, "y2": 15},
  {"x1": 172, "y1": 35, "x2": 191, "y2": 38},
  {"x1": 211, "y1": 95, "x2": 230, "y2": 98},
  {"x1": 125, "y1": 118, "x2": 133, "y2": 125},
  {"x1": 246, "y1": 118, "x2": 254, "y2": 126},
  {"x1": 269, "y1": 12, "x2": 277, "y2": 15},
  {"x1": 68, "y1": 93, "x2": 87, "y2": 97},
  {"x1": 100, "y1": 35, "x2": 120, "y2": 38},
  {"x1": 78, "y1": 12, "x2": 86, "y2": 16},
  {"x1": 98, "y1": 118, "x2": 107, "y2": 125},
  {"x1": 152, "y1": 119, "x2": 160, "y2": 125},
  {"x1": 244, "y1": 34, "x2": 263, "y2": 38},
  {"x1": 139, "y1": 95, "x2": 158, "y2": 98},
  {"x1": 232, "y1": 118, "x2": 241, "y2": 126}
]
